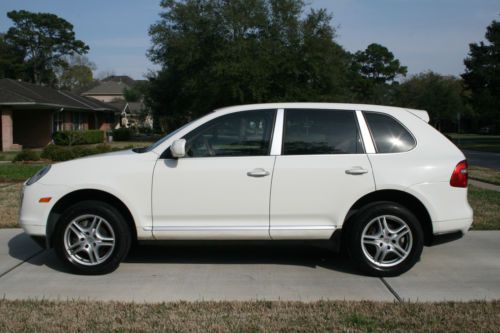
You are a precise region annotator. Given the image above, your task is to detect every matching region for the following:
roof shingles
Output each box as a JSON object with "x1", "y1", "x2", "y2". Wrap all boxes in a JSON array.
[{"x1": 0, "y1": 79, "x2": 116, "y2": 112}]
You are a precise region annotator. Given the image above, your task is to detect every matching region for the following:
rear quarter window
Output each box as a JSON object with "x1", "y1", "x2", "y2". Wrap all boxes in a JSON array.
[{"x1": 363, "y1": 112, "x2": 416, "y2": 153}]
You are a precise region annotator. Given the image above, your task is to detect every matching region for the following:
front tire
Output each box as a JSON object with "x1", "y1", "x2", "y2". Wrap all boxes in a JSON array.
[
  {"x1": 53, "y1": 200, "x2": 131, "y2": 275},
  {"x1": 347, "y1": 202, "x2": 424, "y2": 277}
]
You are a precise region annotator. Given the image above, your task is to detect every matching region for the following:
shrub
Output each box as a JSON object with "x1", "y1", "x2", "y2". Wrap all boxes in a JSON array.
[
  {"x1": 112, "y1": 128, "x2": 132, "y2": 141},
  {"x1": 41, "y1": 145, "x2": 76, "y2": 161},
  {"x1": 41, "y1": 144, "x2": 116, "y2": 162},
  {"x1": 53, "y1": 130, "x2": 104, "y2": 146},
  {"x1": 71, "y1": 146, "x2": 94, "y2": 158},
  {"x1": 13, "y1": 150, "x2": 40, "y2": 162},
  {"x1": 94, "y1": 144, "x2": 112, "y2": 154}
]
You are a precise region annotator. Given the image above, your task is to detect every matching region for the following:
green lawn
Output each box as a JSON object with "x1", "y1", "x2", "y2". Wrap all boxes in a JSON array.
[
  {"x1": 0, "y1": 299, "x2": 497, "y2": 332},
  {"x1": 469, "y1": 166, "x2": 500, "y2": 185},
  {"x1": 468, "y1": 185, "x2": 500, "y2": 230},
  {"x1": 0, "y1": 151, "x2": 19, "y2": 162},
  {"x1": 0, "y1": 163, "x2": 47, "y2": 182}
]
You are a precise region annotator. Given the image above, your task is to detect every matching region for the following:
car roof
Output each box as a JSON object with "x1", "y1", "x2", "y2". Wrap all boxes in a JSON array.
[{"x1": 213, "y1": 103, "x2": 429, "y2": 123}]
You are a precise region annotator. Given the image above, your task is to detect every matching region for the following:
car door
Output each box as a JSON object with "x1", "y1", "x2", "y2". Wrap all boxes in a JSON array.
[
  {"x1": 152, "y1": 109, "x2": 277, "y2": 240},
  {"x1": 270, "y1": 108, "x2": 376, "y2": 239}
]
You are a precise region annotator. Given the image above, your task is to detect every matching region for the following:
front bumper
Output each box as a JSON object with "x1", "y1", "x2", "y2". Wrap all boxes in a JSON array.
[{"x1": 19, "y1": 182, "x2": 70, "y2": 237}]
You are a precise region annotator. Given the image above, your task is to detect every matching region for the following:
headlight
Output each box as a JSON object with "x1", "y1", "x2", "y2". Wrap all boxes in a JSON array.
[{"x1": 26, "y1": 165, "x2": 51, "y2": 186}]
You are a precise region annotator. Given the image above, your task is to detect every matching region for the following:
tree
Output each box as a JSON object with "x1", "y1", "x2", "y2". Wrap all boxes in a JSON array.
[
  {"x1": 0, "y1": 33, "x2": 27, "y2": 80},
  {"x1": 395, "y1": 72, "x2": 469, "y2": 131},
  {"x1": 350, "y1": 43, "x2": 407, "y2": 104},
  {"x1": 462, "y1": 20, "x2": 500, "y2": 132},
  {"x1": 147, "y1": 0, "x2": 351, "y2": 131},
  {"x1": 4, "y1": 10, "x2": 89, "y2": 86},
  {"x1": 124, "y1": 81, "x2": 148, "y2": 102},
  {"x1": 57, "y1": 55, "x2": 96, "y2": 91}
]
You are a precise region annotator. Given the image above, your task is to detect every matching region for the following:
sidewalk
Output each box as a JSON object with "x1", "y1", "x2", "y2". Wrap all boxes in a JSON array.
[{"x1": 470, "y1": 179, "x2": 500, "y2": 192}]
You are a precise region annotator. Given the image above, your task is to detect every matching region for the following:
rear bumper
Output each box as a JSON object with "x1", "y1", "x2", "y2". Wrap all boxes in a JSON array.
[
  {"x1": 434, "y1": 217, "x2": 473, "y2": 235},
  {"x1": 430, "y1": 230, "x2": 464, "y2": 246}
]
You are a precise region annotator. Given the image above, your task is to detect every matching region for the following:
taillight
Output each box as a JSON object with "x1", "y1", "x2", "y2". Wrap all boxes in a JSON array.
[{"x1": 450, "y1": 160, "x2": 468, "y2": 187}]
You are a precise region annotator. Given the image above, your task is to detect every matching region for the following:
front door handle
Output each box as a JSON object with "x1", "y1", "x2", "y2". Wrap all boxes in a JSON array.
[
  {"x1": 247, "y1": 168, "x2": 270, "y2": 177},
  {"x1": 345, "y1": 167, "x2": 368, "y2": 175}
]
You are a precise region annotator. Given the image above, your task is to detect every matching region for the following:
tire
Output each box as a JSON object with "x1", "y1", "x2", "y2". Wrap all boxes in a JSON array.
[
  {"x1": 346, "y1": 202, "x2": 424, "y2": 277},
  {"x1": 53, "y1": 200, "x2": 132, "y2": 275}
]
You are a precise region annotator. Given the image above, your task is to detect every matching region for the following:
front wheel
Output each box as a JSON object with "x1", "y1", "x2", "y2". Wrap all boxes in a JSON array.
[
  {"x1": 347, "y1": 202, "x2": 424, "y2": 277},
  {"x1": 53, "y1": 201, "x2": 131, "y2": 275}
]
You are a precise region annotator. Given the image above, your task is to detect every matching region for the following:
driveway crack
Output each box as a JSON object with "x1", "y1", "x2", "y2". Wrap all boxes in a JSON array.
[
  {"x1": 0, "y1": 249, "x2": 45, "y2": 279},
  {"x1": 380, "y1": 277, "x2": 402, "y2": 302}
]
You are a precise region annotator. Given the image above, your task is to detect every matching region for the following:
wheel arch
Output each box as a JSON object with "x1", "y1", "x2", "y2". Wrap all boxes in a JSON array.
[
  {"x1": 342, "y1": 189, "x2": 433, "y2": 246},
  {"x1": 46, "y1": 189, "x2": 137, "y2": 248}
]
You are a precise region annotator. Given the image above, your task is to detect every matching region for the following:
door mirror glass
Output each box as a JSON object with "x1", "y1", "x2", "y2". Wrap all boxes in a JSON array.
[{"x1": 170, "y1": 139, "x2": 186, "y2": 158}]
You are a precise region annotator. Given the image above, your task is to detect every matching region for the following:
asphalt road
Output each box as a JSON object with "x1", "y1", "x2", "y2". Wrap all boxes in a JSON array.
[
  {"x1": 462, "y1": 150, "x2": 500, "y2": 170},
  {"x1": 0, "y1": 229, "x2": 499, "y2": 302}
]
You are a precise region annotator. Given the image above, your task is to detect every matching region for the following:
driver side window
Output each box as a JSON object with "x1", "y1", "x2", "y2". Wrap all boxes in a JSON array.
[{"x1": 183, "y1": 110, "x2": 276, "y2": 157}]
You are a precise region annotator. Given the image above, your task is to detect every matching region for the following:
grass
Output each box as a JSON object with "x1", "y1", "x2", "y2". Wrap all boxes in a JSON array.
[
  {"x1": 0, "y1": 300, "x2": 498, "y2": 332},
  {"x1": 468, "y1": 185, "x2": 500, "y2": 230},
  {"x1": 469, "y1": 166, "x2": 500, "y2": 185},
  {"x1": 0, "y1": 163, "x2": 47, "y2": 182},
  {"x1": 0, "y1": 183, "x2": 22, "y2": 228},
  {"x1": 446, "y1": 133, "x2": 500, "y2": 153},
  {"x1": 446, "y1": 133, "x2": 500, "y2": 140},
  {"x1": 0, "y1": 151, "x2": 18, "y2": 161}
]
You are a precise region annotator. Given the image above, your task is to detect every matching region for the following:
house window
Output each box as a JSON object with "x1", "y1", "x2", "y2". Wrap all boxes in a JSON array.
[
  {"x1": 71, "y1": 112, "x2": 85, "y2": 130},
  {"x1": 53, "y1": 112, "x2": 63, "y2": 132}
]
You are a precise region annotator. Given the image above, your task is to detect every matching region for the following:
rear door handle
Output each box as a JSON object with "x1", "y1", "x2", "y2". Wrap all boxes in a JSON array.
[
  {"x1": 247, "y1": 168, "x2": 270, "y2": 177},
  {"x1": 345, "y1": 167, "x2": 369, "y2": 175}
]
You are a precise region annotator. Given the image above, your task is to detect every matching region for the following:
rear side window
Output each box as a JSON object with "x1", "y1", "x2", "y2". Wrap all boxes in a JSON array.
[
  {"x1": 283, "y1": 109, "x2": 364, "y2": 155},
  {"x1": 363, "y1": 112, "x2": 416, "y2": 153}
]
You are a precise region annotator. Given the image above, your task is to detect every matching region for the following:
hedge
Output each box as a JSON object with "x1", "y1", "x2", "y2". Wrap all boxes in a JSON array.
[
  {"x1": 53, "y1": 130, "x2": 104, "y2": 146},
  {"x1": 41, "y1": 144, "x2": 113, "y2": 162},
  {"x1": 13, "y1": 150, "x2": 40, "y2": 162},
  {"x1": 112, "y1": 128, "x2": 132, "y2": 141}
]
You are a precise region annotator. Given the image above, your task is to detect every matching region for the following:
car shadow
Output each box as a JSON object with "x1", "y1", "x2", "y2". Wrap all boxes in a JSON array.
[{"x1": 8, "y1": 233, "x2": 361, "y2": 275}]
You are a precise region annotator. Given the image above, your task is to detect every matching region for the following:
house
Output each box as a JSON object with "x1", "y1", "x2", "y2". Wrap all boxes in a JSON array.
[
  {"x1": 0, "y1": 79, "x2": 117, "y2": 151},
  {"x1": 81, "y1": 75, "x2": 152, "y2": 129},
  {"x1": 81, "y1": 80, "x2": 130, "y2": 103},
  {"x1": 107, "y1": 100, "x2": 153, "y2": 130}
]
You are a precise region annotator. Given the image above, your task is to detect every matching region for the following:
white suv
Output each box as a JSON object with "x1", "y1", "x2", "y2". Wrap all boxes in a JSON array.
[{"x1": 20, "y1": 103, "x2": 473, "y2": 276}]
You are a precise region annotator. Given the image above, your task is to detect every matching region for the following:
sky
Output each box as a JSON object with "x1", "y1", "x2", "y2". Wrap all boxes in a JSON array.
[{"x1": 0, "y1": 0, "x2": 498, "y2": 80}]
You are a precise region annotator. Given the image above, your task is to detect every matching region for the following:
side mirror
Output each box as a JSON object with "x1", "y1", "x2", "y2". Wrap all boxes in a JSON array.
[{"x1": 170, "y1": 139, "x2": 186, "y2": 158}]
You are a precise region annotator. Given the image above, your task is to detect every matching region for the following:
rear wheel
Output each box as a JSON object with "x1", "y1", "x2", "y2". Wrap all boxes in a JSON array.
[
  {"x1": 347, "y1": 202, "x2": 423, "y2": 276},
  {"x1": 53, "y1": 201, "x2": 131, "y2": 275}
]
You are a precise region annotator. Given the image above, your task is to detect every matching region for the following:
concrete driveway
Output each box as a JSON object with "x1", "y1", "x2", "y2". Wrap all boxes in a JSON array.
[{"x1": 0, "y1": 229, "x2": 499, "y2": 302}]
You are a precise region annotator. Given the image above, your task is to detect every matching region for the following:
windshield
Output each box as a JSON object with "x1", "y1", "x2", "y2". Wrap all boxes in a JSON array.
[{"x1": 133, "y1": 119, "x2": 197, "y2": 153}]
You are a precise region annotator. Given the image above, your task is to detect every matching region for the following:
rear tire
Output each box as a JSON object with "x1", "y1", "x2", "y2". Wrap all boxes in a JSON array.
[
  {"x1": 347, "y1": 202, "x2": 423, "y2": 277},
  {"x1": 53, "y1": 200, "x2": 131, "y2": 275}
]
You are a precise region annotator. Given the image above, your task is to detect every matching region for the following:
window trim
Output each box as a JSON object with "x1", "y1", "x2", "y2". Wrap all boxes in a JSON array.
[
  {"x1": 270, "y1": 109, "x2": 284, "y2": 155},
  {"x1": 281, "y1": 108, "x2": 366, "y2": 156},
  {"x1": 164, "y1": 109, "x2": 278, "y2": 159},
  {"x1": 362, "y1": 110, "x2": 417, "y2": 154},
  {"x1": 356, "y1": 110, "x2": 376, "y2": 154}
]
